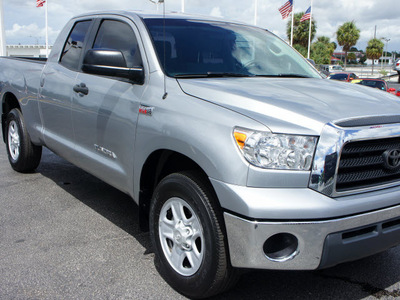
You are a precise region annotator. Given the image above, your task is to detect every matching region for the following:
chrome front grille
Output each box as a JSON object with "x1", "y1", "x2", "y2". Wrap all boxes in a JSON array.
[
  {"x1": 337, "y1": 137, "x2": 400, "y2": 192},
  {"x1": 309, "y1": 122, "x2": 400, "y2": 197}
]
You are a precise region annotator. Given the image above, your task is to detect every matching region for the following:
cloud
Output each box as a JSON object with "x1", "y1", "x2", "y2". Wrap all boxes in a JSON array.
[
  {"x1": 5, "y1": 23, "x2": 59, "y2": 45},
  {"x1": 210, "y1": 7, "x2": 223, "y2": 18},
  {"x1": 1, "y1": 0, "x2": 399, "y2": 51}
]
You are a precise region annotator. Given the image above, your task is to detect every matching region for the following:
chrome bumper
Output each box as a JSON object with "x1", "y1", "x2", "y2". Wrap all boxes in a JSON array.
[{"x1": 224, "y1": 203, "x2": 400, "y2": 270}]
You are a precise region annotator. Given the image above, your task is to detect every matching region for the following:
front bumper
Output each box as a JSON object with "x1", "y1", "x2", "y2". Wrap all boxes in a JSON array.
[{"x1": 224, "y1": 203, "x2": 400, "y2": 270}]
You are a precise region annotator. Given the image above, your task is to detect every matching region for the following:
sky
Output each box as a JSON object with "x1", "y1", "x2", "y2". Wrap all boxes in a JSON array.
[{"x1": 2, "y1": 0, "x2": 399, "y2": 54}]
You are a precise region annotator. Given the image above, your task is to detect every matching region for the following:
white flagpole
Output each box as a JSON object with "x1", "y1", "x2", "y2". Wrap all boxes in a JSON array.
[
  {"x1": 307, "y1": 0, "x2": 313, "y2": 59},
  {"x1": 0, "y1": 0, "x2": 6, "y2": 56},
  {"x1": 45, "y1": 0, "x2": 48, "y2": 57},
  {"x1": 254, "y1": 0, "x2": 258, "y2": 25},
  {"x1": 290, "y1": 1, "x2": 294, "y2": 46},
  {"x1": 181, "y1": 0, "x2": 184, "y2": 12}
]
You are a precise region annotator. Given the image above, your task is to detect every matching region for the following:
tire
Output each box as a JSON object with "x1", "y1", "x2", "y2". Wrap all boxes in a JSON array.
[
  {"x1": 149, "y1": 171, "x2": 237, "y2": 299},
  {"x1": 5, "y1": 108, "x2": 42, "y2": 172},
  {"x1": 397, "y1": 71, "x2": 400, "y2": 83}
]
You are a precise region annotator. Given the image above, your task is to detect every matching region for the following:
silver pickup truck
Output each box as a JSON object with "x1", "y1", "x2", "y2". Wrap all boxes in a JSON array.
[{"x1": 2, "y1": 11, "x2": 400, "y2": 298}]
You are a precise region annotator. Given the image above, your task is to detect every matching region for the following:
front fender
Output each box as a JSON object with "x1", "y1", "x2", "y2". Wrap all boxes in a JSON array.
[{"x1": 132, "y1": 79, "x2": 268, "y2": 202}]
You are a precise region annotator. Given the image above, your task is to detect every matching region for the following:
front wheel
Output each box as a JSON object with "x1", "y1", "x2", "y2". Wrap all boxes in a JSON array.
[
  {"x1": 5, "y1": 108, "x2": 42, "y2": 172},
  {"x1": 150, "y1": 172, "x2": 236, "y2": 299}
]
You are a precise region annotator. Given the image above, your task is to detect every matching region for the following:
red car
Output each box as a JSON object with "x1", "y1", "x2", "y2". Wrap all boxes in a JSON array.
[
  {"x1": 350, "y1": 78, "x2": 398, "y2": 96},
  {"x1": 328, "y1": 72, "x2": 358, "y2": 82}
]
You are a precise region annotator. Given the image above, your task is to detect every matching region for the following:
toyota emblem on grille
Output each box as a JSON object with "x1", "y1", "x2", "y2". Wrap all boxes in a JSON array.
[{"x1": 383, "y1": 148, "x2": 400, "y2": 170}]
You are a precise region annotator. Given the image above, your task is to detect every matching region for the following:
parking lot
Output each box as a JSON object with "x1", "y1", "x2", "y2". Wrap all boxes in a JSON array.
[
  {"x1": 388, "y1": 81, "x2": 400, "y2": 91},
  {"x1": 2, "y1": 133, "x2": 400, "y2": 299}
]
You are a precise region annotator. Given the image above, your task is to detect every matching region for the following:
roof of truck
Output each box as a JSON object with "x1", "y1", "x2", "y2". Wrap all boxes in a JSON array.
[{"x1": 73, "y1": 10, "x2": 251, "y2": 26}]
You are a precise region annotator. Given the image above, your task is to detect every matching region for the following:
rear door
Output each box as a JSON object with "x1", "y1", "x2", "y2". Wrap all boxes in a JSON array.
[
  {"x1": 71, "y1": 17, "x2": 147, "y2": 192},
  {"x1": 39, "y1": 19, "x2": 92, "y2": 160}
]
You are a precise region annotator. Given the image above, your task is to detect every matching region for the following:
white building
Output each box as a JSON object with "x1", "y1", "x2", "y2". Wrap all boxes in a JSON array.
[
  {"x1": 366, "y1": 55, "x2": 395, "y2": 66},
  {"x1": 6, "y1": 45, "x2": 52, "y2": 58}
]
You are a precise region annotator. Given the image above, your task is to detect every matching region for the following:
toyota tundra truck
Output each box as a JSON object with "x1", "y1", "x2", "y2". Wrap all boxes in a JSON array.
[{"x1": 2, "y1": 11, "x2": 400, "y2": 299}]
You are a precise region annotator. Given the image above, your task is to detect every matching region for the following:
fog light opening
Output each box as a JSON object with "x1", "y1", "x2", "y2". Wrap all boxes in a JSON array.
[{"x1": 263, "y1": 233, "x2": 299, "y2": 262}]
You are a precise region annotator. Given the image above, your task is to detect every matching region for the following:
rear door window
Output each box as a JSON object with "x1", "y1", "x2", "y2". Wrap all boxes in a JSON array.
[{"x1": 60, "y1": 20, "x2": 91, "y2": 70}]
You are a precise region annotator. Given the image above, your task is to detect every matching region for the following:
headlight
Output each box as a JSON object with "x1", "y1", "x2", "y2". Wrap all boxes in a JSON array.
[{"x1": 234, "y1": 128, "x2": 317, "y2": 170}]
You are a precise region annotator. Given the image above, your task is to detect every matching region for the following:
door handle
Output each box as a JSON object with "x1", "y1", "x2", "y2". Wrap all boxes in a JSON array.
[{"x1": 73, "y1": 83, "x2": 89, "y2": 95}]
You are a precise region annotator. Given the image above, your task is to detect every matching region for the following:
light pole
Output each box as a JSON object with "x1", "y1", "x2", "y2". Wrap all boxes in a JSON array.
[
  {"x1": 384, "y1": 38, "x2": 390, "y2": 65},
  {"x1": 381, "y1": 37, "x2": 390, "y2": 67}
]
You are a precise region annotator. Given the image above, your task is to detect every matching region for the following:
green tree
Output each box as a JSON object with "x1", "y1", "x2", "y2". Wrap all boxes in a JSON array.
[
  {"x1": 366, "y1": 38, "x2": 384, "y2": 74},
  {"x1": 336, "y1": 21, "x2": 360, "y2": 70},
  {"x1": 359, "y1": 54, "x2": 367, "y2": 64},
  {"x1": 347, "y1": 52, "x2": 356, "y2": 64},
  {"x1": 311, "y1": 41, "x2": 330, "y2": 64},
  {"x1": 317, "y1": 36, "x2": 330, "y2": 44},
  {"x1": 293, "y1": 44, "x2": 307, "y2": 58},
  {"x1": 287, "y1": 12, "x2": 317, "y2": 48},
  {"x1": 311, "y1": 36, "x2": 335, "y2": 64},
  {"x1": 331, "y1": 41, "x2": 337, "y2": 51}
]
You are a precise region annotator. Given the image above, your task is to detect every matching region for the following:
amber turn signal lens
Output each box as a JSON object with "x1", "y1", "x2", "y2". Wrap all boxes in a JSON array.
[{"x1": 234, "y1": 132, "x2": 247, "y2": 149}]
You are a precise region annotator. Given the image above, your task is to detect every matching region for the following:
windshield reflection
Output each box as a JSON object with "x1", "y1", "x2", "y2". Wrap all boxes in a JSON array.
[{"x1": 144, "y1": 18, "x2": 321, "y2": 79}]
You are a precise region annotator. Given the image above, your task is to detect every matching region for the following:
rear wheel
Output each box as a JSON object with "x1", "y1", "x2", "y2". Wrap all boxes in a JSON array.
[
  {"x1": 150, "y1": 171, "x2": 236, "y2": 299},
  {"x1": 5, "y1": 108, "x2": 42, "y2": 172}
]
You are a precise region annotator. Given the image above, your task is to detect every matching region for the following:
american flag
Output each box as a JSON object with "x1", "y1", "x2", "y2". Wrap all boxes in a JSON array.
[
  {"x1": 278, "y1": 0, "x2": 293, "y2": 20},
  {"x1": 36, "y1": 0, "x2": 46, "y2": 7},
  {"x1": 300, "y1": 6, "x2": 312, "y2": 22}
]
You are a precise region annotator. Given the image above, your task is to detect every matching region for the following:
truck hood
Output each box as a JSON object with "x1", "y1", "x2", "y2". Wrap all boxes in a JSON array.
[{"x1": 177, "y1": 77, "x2": 400, "y2": 135}]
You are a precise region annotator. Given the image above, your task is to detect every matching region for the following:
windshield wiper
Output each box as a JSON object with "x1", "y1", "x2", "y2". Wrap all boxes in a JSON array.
[
  {"x1": 175, "y1": 72, "x2": 251, "y2": 78},
  {"x1": 254, "y1": 74, "x2": 311, "y2": 78}
]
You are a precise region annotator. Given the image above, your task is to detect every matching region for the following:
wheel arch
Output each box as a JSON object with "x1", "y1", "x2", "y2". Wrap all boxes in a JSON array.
[
  {"x1": 138, "y1": 149, "x2": 218, "y2": 231},
  {"x1": 1, "y1": 92, "x2": 20, "y2": 143}
]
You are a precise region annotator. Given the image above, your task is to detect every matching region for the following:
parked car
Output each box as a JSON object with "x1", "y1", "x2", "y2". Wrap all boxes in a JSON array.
[
  {"x1": 350, "y1": 78, "x2": 398, "y2": 96},
  {"x1": 394, "y1": 58, "x2": 400, "y2": 83},
  {"x1": 328, "y1": 72, "x2": 358, "y2": 82},
  {"x1": 320, "y1": 64, "x2": 343, "y2": 75}
]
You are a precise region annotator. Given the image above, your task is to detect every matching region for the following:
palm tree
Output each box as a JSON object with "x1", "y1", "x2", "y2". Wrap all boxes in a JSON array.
[
  {"x1": 366, "y1": 38, "x2": 384, "y2": 75},
  {"x1": 287, "y1": 12, "x2": 317, "y2": 48},
  {"x1": 336, "y1": 21, "x2": 360, "y2": 70}
]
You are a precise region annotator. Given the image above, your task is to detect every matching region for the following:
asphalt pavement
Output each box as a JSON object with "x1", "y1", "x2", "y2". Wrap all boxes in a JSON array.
[{"x1": 2, "y1": 135, "x2": 400, "y2": 299}]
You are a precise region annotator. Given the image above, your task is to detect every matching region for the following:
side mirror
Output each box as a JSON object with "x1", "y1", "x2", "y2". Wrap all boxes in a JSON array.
[{"x1": 82, "y1": 49, "x2": 144, "y2": 84}]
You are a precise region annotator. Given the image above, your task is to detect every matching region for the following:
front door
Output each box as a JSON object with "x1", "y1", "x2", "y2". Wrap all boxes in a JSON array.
[{"x1": 71, "y1": 18, "x2": 147, "y2": 192}]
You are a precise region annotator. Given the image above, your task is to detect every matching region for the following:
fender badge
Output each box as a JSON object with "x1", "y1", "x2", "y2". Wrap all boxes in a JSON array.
[
  {"x1": 94, "y1": 144, "x2": 117, "y2": 159},
  {"x1": 139, "y1": 105, "x2": 154, "y2": 116}
]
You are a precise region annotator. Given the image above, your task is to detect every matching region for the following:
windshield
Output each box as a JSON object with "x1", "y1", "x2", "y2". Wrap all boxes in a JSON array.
[
  {"x1": 354, "y1": 80, "x2": 387, "y2": 91},
  {"x1": 328, "y1": 74, "x2": 348, "y2": 81},
  {"x1": 143, "y1": 18, "x2": 321, "y2": 79},
  {"x1": 331, "y1": 65, "x2": 343, "y2": 71}
]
